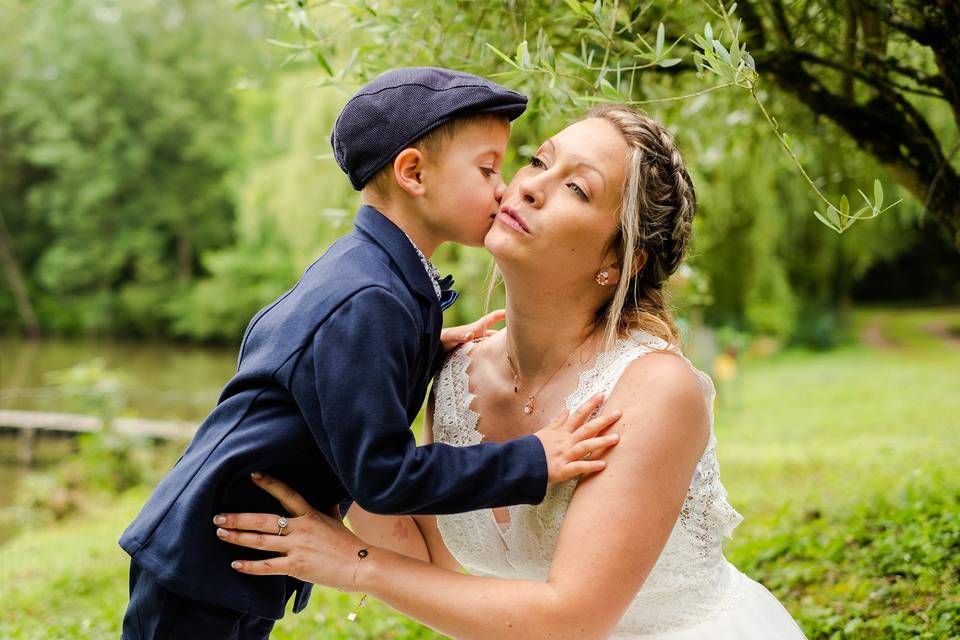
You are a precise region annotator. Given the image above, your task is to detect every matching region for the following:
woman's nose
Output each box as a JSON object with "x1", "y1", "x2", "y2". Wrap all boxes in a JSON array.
[
  {"x1": 494, "y1": 176, "x2": 507, "y2": 202},
  {"x1": 520, "y1": 184, "x2": 543, "y2": 207},
  {"x1": 519, "y1": 178, "x2": 543, "y2": 208}
]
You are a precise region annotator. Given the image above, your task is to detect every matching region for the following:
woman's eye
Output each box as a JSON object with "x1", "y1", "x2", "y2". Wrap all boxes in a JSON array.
[
  {"x1": 568, "y1": 183, "x2": 588, "y2": 201},
  {"x1": 529, "y1": 156, "x2": 546, "y2": 169},
  {"x1": 480, "y1": 167, "x2": 497, "y2": 177}
]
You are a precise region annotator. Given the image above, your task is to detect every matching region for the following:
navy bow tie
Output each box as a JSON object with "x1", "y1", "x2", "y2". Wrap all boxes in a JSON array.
[{"x1": 437, "y1": 274, "x2": 459, "y2": 311}]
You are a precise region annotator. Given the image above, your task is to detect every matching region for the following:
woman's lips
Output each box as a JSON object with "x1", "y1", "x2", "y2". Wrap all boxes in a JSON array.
[{"x1": 498, "y1": 206, "x2": 529, "y2": 233}]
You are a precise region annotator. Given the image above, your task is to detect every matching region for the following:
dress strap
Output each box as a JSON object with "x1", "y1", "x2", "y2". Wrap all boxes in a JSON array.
[{"x1": 563, "y1": 331, "x2": 676, "y2": 413}]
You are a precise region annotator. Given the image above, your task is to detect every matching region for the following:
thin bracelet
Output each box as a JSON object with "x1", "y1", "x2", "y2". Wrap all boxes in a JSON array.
[{"x1": 346, "y1": 547, "x2": 371, "y2": 622}]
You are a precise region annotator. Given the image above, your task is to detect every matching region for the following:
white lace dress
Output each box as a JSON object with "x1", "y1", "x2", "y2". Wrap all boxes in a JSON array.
[{"x1": 432, "y1": 331, "x2": 807, "y2": 639}]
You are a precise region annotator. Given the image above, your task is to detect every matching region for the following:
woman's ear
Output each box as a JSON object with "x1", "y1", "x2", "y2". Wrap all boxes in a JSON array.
[
  {"x1": 596, "y1": 263, "x2": 622, "y2": 286},
  {"x1": 393, "y1": 148, "x2": 426, "y2": 197},
  {"x1": 597, "y1": 250, "x2": 646, "y2": 286}
]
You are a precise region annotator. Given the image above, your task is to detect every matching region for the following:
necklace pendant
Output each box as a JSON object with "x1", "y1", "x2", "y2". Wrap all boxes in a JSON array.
[{"x1": 523, "y1": 397, "x2": 535, "y2": 415}]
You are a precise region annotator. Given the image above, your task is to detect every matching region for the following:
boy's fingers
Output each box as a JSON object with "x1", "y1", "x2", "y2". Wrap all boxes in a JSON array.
[
  {"x1": 440, "y1": 327, "x2": 473, "y2": 345},
  {"x1": 462, "y1": 309, "x2": 506, "y2": 341},
  {"x1": 563, "y1": 393, "x2": 605, "y2": 431},
  {"x1": 570, "y1": 434, "x2": 619, "y2": 460},
  {"x1": 561, "y1": 460, "x2": 606, "y2": 478},
  {"x1": 231, "y1": 557, "x2": 289, "y2": 576},
  {"x1": 574, "y1": 410, "x2": 622, "y2": 437},
  {"x1": 217, "y1": 528, "x2": 289, "y2": 553},
  {"x1": 251, "y1": 473, "x2": 311, "y2": 517},
  {"x1": 480, "y1": 309, "x2": 506, "y2": 329}
]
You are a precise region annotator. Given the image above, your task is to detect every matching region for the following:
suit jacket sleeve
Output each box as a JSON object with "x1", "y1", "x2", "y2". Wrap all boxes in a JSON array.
[{"x1": 303, "y1": 285, "x2": 547, "y2": 515}]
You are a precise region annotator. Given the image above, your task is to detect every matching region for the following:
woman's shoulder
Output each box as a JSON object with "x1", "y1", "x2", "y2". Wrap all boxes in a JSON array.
[
  {"x1": 619, "y1": 347, "x2": 703, "y2": 401},
  {"x1": 608, "y1": 336, "x2": 711, "y2": 439}
]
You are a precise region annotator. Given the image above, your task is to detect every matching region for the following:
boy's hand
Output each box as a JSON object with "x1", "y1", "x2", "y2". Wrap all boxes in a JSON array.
[
  {"x1": 534, "y1": 393, "x2": 621, "y2": 483},
  {"x1": 440, "y1": 309, "x2": 506, "y2": 354}
]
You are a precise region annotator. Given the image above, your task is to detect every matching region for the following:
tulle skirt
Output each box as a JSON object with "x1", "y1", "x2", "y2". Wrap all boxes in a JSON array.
[{"x1": 611, "y1": 571, "x2": 807, "y2": 639}]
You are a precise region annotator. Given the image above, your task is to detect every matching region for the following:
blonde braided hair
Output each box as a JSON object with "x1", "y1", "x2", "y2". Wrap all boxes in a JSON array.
[{"x1": 588, "y1": 104, "x2": 697, "y2": 348}]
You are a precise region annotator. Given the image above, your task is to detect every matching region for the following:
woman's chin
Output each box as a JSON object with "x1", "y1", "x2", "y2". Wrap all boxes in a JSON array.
[{"x1": 483, "y1": 224, "x2": 519, "y2": 256}]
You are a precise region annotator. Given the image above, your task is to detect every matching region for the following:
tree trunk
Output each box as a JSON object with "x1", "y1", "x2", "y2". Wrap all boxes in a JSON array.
[
  {"x1": 178, "y1": 203, "x2": 193, "y2": 283},
  {"x1": 0, "y1": 207, "x2": 41, "y2": 337}
]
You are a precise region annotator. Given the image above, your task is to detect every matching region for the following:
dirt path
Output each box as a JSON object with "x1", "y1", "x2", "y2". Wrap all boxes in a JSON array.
[
  {"x1": 923, "y1": 320, "x2": 960, "y2": 348},
  {"x1": 860, "y1": 320, "x2": 899, "y2": 350}
]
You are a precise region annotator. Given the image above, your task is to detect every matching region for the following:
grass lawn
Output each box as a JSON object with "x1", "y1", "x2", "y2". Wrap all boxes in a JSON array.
[{"x1": 1, "y1": 307, "x2": 957, "y2": 639}]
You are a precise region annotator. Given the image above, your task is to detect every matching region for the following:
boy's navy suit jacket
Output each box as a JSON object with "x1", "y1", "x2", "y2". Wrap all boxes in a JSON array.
[{"x1": 119, "y1": 206, "x2": 548, "y2": 620}]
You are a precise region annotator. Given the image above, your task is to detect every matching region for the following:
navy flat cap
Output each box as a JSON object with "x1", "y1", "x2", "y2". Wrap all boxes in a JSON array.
[{"x1": 331, "y1": 67, "x2": 528, "y2": 190}]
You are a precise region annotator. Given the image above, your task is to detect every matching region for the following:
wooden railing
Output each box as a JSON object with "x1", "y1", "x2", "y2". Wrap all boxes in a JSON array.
[{"x1": 0, "y1": 410, "x2": 195, "y2": 464}]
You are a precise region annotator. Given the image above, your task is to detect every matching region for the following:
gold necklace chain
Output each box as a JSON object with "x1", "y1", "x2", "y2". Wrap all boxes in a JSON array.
[{"x1": 506, "y1": 333, "x2": 594, "y2": 416}]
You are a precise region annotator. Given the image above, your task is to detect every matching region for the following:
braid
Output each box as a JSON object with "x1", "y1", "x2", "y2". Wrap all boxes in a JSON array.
[{"x1": 586, "y1": 104, "x2": 697, "y2": 347}]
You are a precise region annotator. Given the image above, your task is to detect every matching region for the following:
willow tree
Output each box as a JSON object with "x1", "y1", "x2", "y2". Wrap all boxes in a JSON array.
[{"x1": 250, "y1": 0, "x2": 957, "y2": 244}]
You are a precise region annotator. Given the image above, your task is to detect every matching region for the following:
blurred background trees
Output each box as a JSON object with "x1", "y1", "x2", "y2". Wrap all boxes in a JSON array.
[
  {"x1": 0, "y1": 0, "x2": 276, "y2": 337},
  {"x1": 1, "y1": 0, "x2": 957, "y2": 345}
]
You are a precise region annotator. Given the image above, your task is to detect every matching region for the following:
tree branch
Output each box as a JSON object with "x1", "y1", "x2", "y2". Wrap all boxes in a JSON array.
[{"x1": 740, "y1": 0, "x2": 960, "y2": 245}]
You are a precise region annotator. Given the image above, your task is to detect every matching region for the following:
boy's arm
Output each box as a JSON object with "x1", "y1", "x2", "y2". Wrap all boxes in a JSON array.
[
  {"x1": 301, "y1": 286, "x2": 617, "y2": 516},
  {"x1": 340, "y1": 390, "x2": 461, "y2": 571},
  {"x1": 303, "y1": 285, "x2": 546, "y2": 515}
]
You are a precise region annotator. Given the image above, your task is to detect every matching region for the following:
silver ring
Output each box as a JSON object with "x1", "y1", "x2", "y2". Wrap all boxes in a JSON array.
[{"x1": 277, "y1": 516, "x2": 288, "y2": 536}]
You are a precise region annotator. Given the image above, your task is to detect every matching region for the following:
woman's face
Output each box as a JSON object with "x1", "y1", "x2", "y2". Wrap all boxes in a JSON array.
[{"x1": 485, "y1": 117, "x2": 629, "y2": 290}]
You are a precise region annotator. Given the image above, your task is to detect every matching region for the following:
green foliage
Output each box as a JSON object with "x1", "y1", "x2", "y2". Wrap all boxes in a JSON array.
[
  {"x1": 730, "y1": 483, "x2": 960, "y2": 639},
  {"x1": 12, "y1": 431, "x2": 177, "y2": 528},
  {"x1": 243, "y1": 0, "x2": 939, "y2": 341},
  {"x1": 0, "y1": 0, "x2": 955, "y2": 346},
  {"x1": 256, "y1": 0, "x2": 897, "y2": 234},
  {"x1": 170, "y1": 73, "x2": 359, "y2": 340},
  {"x1": 0, "y1": 0, "x2": 271, "y2": 335}
]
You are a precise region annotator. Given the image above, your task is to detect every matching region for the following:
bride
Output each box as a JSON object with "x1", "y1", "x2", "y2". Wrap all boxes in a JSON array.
[{"x1": 213, "y1": 104, "x2": 807, "y2": 639}]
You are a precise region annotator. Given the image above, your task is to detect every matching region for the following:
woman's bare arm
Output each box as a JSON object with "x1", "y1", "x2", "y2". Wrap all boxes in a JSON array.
[
  {"x1": 411, "y1": 391, "x2": 462, "y2": 570},
  {"x1": 344, "y1": 506, "x2": 430, "y2": 563},
  {"x1": 344, "y1": 352, "x2": 709, "y2": 639}
]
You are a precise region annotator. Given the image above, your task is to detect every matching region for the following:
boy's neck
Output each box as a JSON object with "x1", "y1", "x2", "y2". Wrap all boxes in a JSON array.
[{"x1": 362, "y1": 194, "x2": 441, "y2": 259}]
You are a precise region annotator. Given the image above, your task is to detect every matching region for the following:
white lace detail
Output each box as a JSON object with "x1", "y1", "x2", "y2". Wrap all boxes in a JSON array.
[{"x1": 433, "y1": 331, "x2": 748, "y2": 635}]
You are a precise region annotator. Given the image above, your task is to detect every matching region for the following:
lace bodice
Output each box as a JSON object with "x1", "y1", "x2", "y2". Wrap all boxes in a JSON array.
[{"x1": 432, "y1": 331, "x2": 747, "y2": 636}]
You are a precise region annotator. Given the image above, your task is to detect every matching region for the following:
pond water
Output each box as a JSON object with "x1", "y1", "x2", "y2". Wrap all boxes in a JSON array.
[
  {"x1": 0, "y1": 336, "x2": 238, "y2": 420},
  {"x1": 0, "y1": 336, "x2": 239, "y2": 539}
]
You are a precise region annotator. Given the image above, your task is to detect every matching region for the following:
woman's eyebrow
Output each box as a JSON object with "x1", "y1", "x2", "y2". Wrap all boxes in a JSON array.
[{"x1": 546, "y1": 138, "x2": 607, "y2": 191}]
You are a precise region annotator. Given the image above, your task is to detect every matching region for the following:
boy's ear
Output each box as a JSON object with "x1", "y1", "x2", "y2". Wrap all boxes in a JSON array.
[{"x1": 393, "y1": 148, "x2": 427, "y2": 197}]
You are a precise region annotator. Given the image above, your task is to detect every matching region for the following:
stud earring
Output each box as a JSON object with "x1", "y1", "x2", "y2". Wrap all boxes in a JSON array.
[{"x1": 595, "y1": 271, "x2": 610, "y2": 286}]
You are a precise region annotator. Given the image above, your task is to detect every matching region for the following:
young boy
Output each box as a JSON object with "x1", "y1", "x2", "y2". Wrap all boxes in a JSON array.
[{"x1": 119, "y1": 67, "x2": 619, "y2": 639}]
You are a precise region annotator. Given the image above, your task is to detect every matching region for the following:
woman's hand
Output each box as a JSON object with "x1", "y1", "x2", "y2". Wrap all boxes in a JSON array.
[{"x1": 214, "y1": 472, "x2": 369, "y2": 592}]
